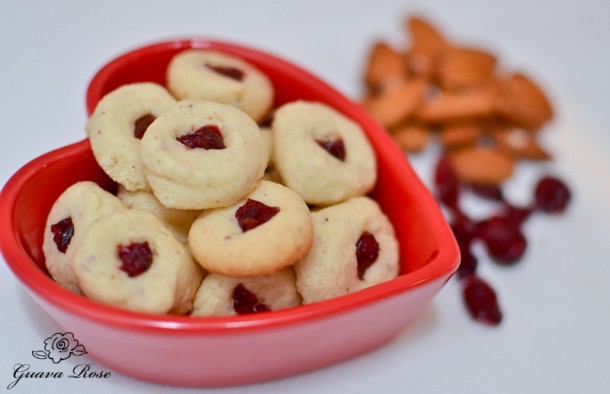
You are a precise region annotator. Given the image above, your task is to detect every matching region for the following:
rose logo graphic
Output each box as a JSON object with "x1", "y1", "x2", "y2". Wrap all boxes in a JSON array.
[{"x1": 31, "y1": 332, "x2": 87, "y2": 364}]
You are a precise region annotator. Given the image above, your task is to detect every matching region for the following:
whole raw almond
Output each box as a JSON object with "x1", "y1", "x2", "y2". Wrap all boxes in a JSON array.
[
  {"x1": 447, "y1": 146, "x2": 514, "y2": 185},
  {"x1": 437, "y1": 46, "x2": 497, "y2": 90},
  {"x1": 361, "y1": 77, "x2": 427, "y2": 128},
  {"x1": 415, "y1": 88, "x2": 495, "y2": 123},
  {"x1": 439, "y1": 122, "x2": 484, "y2": 148},
  {"x1": 494, "y1": 72, "x2": 553, "y2": 130},
  {"x1": 364, "y1": 42, "x2": 407, "y2": 92},
  {"x1": 391, "y1": 124, "x2": 430, "y2": 152},
  {"x1": 491, "y1": 128, "x2": 552, "y2": 160}
]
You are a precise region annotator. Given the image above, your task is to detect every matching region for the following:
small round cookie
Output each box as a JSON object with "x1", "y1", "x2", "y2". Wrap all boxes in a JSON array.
[
  {"x1": 167, "y1": 49, "x2": 274, "y2": 123},
  {"x1": 116, "y1": 185, "x2": 200, "y2": 244},
  {"x1": 139, "y1": 100, "x2": 267, "y2": 210},
  {"x1": 188, "y1": 180, "x2": 312, "y2": 277},
  {"x1": 294, "y1": 196, "x2": 399, "y2": 304},
  {"x1": 191, "y1": 268, "x2": 301, "y2": 317},
  {"x1": 85, "y1": 82, "x2": 177, "y2": 191},
  {"x1": 72, "y1": 209, "x2": 203, "y2": 315},
  {"x1": 42, "y1": 181, "x2": 126, "y2": 293},
  {"x1": 272, "y1": 101, "x2": 377, "y2": 206},
  {"x1": 260, "y1": 126, "x2": 274, "y2": 168}
]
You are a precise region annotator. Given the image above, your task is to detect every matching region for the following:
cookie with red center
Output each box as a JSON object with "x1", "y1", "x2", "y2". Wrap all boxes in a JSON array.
[
  {"x1": 190, "y1": 267, "x2": 301, "y2": 317},
  {"x1": 72, "y1": 209, "x2": 203, "y2": 315},
  {"x1": 188, "y1": 180, "x2": 313, "y2": 277},
  {"x1": 139, "y1": 100, "x2": 267, "y2": 210},
  {"x1": 272, "y1": 101, "x2": 377, "y2": 206},
  {"x1": 167, "y1": 49, "x2": 274, "y2": 123},
  {"x1": 42, "y1": 181, "x2": 127, "y2": 293},
  {"x1": 85, "y1": 82, "x2": 177, "y2": 191},
  {"x1": 294, "y1": 196, "x2": 399, "y2": 304}
]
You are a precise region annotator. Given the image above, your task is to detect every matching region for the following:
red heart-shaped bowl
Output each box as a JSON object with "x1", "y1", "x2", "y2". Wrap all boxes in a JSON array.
[{"x1": 0, "y1": 38, "x2": 459, "y2": 387}]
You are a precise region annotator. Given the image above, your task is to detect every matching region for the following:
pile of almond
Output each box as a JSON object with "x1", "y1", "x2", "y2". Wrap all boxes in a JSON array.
[{"x1": 360, "y1": 15, "x2": 554, "y2": 186}]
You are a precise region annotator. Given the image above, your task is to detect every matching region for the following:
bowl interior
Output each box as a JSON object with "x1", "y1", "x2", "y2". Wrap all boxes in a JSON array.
[{"x1": 3, "y1": 38, "x2": 458, "y2": 329}]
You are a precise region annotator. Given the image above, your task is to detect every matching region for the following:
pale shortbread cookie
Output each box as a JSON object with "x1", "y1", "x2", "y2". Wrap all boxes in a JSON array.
[
  {"x1": 42, "y1": 181, "x2": 126, "y2": 293},
  {"x1": 260, "y1": 126, "x2": 274, "y2": 168},
  {"x1": 188, "y1": 180, "x2": 312, "y2": 277},
  {"x1": 191, "y1": 268, "x2": 301, "y2": 317},
  {"x1": 85, "y1": 82, "x2": 177, "y2": 191},
  {"x1": 167, "y1": 49, "x2": 274, "y2": 123},
  {"x1": 139, "y1": 100, "x2": 267, "y2": 210},
  {"x1": 72, "y1": 209, "x2": 203, "y2": 315},
  {"x1": 294, "y1": 197, "x2": 399, "y2": 304},
  {"x1": 272, "y1": 101, "x2": 377, "y2": 206},
  {"x1": 116, "y1": 185, "x2": 200, "y2": 244}
]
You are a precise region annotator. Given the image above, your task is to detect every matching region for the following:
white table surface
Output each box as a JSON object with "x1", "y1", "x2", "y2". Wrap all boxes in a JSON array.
[{"x1": 1, "y1": 1, "x2": 609, "y2": 393}]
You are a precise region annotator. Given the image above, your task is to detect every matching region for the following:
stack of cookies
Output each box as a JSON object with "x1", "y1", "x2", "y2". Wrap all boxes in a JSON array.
[{"x1": 43, "y1": 49, "x2": 400, "y2": 316}]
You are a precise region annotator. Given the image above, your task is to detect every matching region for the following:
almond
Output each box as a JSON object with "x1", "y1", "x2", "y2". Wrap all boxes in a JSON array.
[
  {"x1": 364, "y1": 42, "x2": 407, "y2": 92},
  {"x1": 447, "y1": 146, "x2": 514, "y2": 185},
  {"x1": 415, "y1": 88, "x2": 495, "y2": 123},
  {"x1": 491, "y1": 128, "x2": 552, "y2": 160},
  {"x1": 391, "y1": 124, "x2": 430, "y2": 152},
  {"x1": 494, "y1": 72, "x2": 553, "y2": 130},
  {"x1": 437, "y1": 46, "x2": 497, "y2": 90},
  {"x1": 361, "y1": 77, "x2": 427, "y2": 128},
  {"x1": 439, "y1": 122, "x2": 483, "y2": 148}
]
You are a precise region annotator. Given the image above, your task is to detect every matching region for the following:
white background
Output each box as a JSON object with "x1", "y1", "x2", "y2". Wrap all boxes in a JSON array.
[{"x1": 1, "y1": 1, "x2": 609, "y2": 393}]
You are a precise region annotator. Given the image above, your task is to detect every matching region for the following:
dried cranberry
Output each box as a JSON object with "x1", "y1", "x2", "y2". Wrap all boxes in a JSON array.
[
  {"x1": 177, "y1": 124, "x2": 225, "y2": 150},
  {"x1": 534, "y1": 176, "x2": 571, "y2": 213},
  {"x1": 356, "y1": 231, "x2": 380, "y2": 279},
  {"x1": 462, "y1": 275, "x2": 502, "y2": 325},
  {"x1": 478, "y1": 216, "x2": 527, "y2": 264},
  {"x1": 434, "y1": 156, "x2": 460, "y2": 210},
  {"x1": 206, "y1": 64, "x2": 245, "y2": 81},
  {"x1": 50, "y1": 217, "x2": 74, "y2": 254},
  {"x1": 316, "y1": 138, "x2": 346, "y2": 161},
  {"x1": 117, "y1": 241, "x2": 153, "y2": 277},
  {"x1": 235, "y1": 199, "x2": 280, "y2": 232},
  {"x1": 502, "y1": 204, "x2": 533, "y2": 228},
  {"x1": 233, "y1": 284, "x2": 270, "y2": 314},
  {"x1": 451, "y1": 218, "x2": 479, "y2": 279},
  {"x1": 133, "y1": 114, "x2": 156, "y2": 139}
]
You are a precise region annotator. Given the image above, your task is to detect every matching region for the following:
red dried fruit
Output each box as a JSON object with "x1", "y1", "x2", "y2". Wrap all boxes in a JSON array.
[
  {"x1": 451, "y1": 216, "x2": 479, "y2": 279},
  {"x1": 133, "y1": 114, "x2": 156, "y2": 139},
  {"x1": 462, "y1": 275, "x2": 502, "y2": 325},
  {"x1": 534, "y1": 176, "x2": 571, "y2": 213},
  {"x1": 117, "y1": 241, "x2": 153, "y2": 277},
  {"x1": 316, "y1": 138, "x2": 346, "y2": 161},
  {"x1": 434, "y1": 156, "x2": 460, "y2": 210},
  {"x1": 206, "y1": 64, "x2": 245, "y2": 81},
  {"x1": 50, "y1": 217, "x2": 74, "y2": 254},
  {"x1": 233, "y1": 284, "x2": 270, "y2": 315},
  {"x1": 477, "y1": 215, "x2": 527, "y2": 264},
  {"x1": 235, "y1": 199, "x2": 280, "y2": 232},
  {"x1": 177, "y1": 124, "x2": 226, "y2": 150},
  {"x1": 356, "y1": 231, "x2": 380, "y2": 279}
]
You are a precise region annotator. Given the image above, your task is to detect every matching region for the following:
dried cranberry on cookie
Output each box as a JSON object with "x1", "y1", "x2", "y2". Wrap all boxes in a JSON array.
[
  {"x1": 294, "y1": 196, "x2": 399, "y2": 304},
  {"x1": 272, "y1": 101, "x2": 377, "y2": 206},
  {"x1": 71, "y1": 209, "x2": 203, "y2": 315},
  {"x1": 191, "y1": 268, "x2": 301, "y2": 317},
  {"x1": 42, "y1": 181, "x2": 126, "y2": 293},
  {"x1": 167, "y1": 49, "x2": 274, "y2": 123},
  {"x1": 188, "y1": 180, "x2": 313, "y2": 277},
  {"x1": 139, "y1": 100, "x2": 267, "y2": 210},
  {"x1": 85, "y1": 82, "x2": 177, "y2": 191}
]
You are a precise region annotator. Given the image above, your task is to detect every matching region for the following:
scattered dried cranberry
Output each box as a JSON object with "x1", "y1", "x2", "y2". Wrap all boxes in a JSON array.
[
  {"x1": 434, "y1": 156, "x2": 460, "y2": 210},
  {"x1": 117, "y1": 241, "x2": 153, "y2": 277},
  {"x1": 478, "y1": 215, "x2": 527, "y2": 264},
  {"x1": 356, "y1": 231, "x2": 380, "y2": 280},
  {"x1": 316, "y1": 138, "x2": 346, "y2": 161},
  {"x1": 177, "y1": 124, "x2": 226, "y2": 150},
  {"x1": 451, "y1": 217, "x2": 479, "y2": 279},
  {"x1": 133, "y1": 114, "x2": 156, "y2": 139},
  {"x1": 462, "y1": 275, "x2": 502, "y2": 325},
  {"x1": 534, "y1": 176, "x2": 571, "y2": 213},
  {"x1": 233, "y1": 284, "x2": 270, "y2": 314},
  {"x1": 235, "y1": 199, "x2": 280, "y2": 232},
  {"x1": 50, "y1": 217, "x2": 74, "y2": 254},
  {"x1": 206, "y1": 64, "x2": 245, "y2": 81}
]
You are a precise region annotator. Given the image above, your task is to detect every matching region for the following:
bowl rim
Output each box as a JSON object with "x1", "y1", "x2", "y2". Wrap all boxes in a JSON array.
[{"x1": 1, "y1": 38, "x2": 459, "y2": 334}]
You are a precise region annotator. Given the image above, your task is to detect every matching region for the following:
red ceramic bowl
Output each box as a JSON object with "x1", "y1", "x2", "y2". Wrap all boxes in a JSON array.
[{"x1": 0, "y1": 38, "x2": 459, "y2": 387}]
